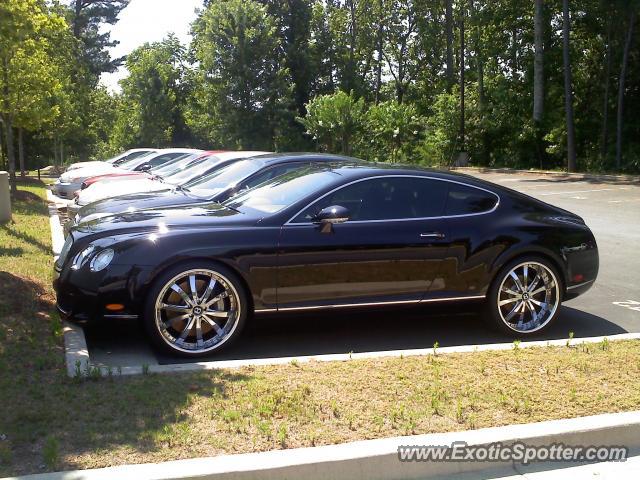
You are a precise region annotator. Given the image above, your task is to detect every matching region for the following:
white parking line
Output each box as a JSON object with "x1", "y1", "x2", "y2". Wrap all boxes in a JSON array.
[{"x1": 539, "y1": 187, "x2": 629, "y2": 196}]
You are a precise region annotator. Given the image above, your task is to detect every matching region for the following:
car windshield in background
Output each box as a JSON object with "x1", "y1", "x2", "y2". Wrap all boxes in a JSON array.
[
  {"x1": 184, "y1": 159, "x2": 264, "y2": 194},
  {"x1": 222, "y1": 166, "x2": 340, "y2": 214},
  {"x1": 117, "y1": 151, "x2": 155, "y2": 169},
  {"x1": 151, "y1": 153, "x2": 201, "y2": 178},
  {"x1": 112, "y1": 150, "x2": 150, "y2": 166},
  {"x1": 164, "y1": 155, "x2": 222, "y2": 185}
]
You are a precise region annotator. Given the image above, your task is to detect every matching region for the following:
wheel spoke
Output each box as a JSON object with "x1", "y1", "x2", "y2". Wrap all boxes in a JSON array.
[
  {"x1": 171, "y1": 283, "x2": 193, "y2": 306},
  {"x1": 527, "y1": 274, "x2": 541, "y2": 293},
  {"x1": 189, "y1": 275, "x2": 199, "y2": 303},
  {"x1": 522, "y1": 265, "x2": 529, "y2": 290},
  {"x1": 195, "y1": 317, "x2": 204, "y2": 347},
  {"x1": 499, "y1": 297, "x2": 519, "y2": 306},
  {"x1": 203, "y1": 291, "x2": 229, "y2": 308},
  {"x1": 505, "y1": 301, "x2": 523, "y2": 322},
  {"x1": 205, "y1": 309, "x2": 230, "y2": 318},
  {"x1": 161, "y1": 303, "x2": 190, "y2": 313},
  {"x1": 178, "y1": 316, "x2": 196, "y2": 341},
  {"x1": 501, "y1": 287, "x2": 520, "y2": 296},
  {"x1": 200, "y1": 276, "x2": 217, "y2": 304},
  {"x1": 202, "y1": 314, "x2": 223, "y2": 334},
  {"x1": 529, "y1": 286, "x2": 547, "y2": 296},
  {"x1": 530, "y1": 298, "x2": 547, "y2": 308},
  {"x1": 509, "y1": 271, "x2": 524, "y2": 292}
]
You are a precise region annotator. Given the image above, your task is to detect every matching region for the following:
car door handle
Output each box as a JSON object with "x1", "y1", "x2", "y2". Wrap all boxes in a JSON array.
[{"x1": 420, "y1": 232, "x2": 446, "y2": 239}]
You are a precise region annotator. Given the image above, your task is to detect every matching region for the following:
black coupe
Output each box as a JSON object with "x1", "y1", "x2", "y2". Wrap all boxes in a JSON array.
[{"x1": 54, "y1": 161, "x2": 598, "y2": 357}]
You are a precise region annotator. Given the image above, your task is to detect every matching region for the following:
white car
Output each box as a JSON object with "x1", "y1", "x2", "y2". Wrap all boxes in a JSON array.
[
  {"x1": 52, "y1": 148, "x2": 201, "y2": 200},
  {"x1": 71, "y1": 151, "x2": 268, "y2": 211},
  {"x1": 64, "y1": 148, "x2": 155, "y2": 172}
]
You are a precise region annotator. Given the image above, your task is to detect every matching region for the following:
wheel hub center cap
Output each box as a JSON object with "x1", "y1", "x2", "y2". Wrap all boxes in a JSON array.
[
  {"x1": 193, "y1": 306, "x2": 203, "y2": 315},
  {"x1": 522, "y1": 293, "x2": 529, "y2": 300}
]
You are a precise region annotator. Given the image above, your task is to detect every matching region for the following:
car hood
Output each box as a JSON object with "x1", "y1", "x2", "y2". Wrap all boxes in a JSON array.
[
  {"x1": 60, "y1": 164, "x2": 119, "y2": 182},
  {"x1": 74, "y1": 202, "x2": 249, "y2": 236},
  {"x1": 77, "y1": 178, "x2": 170, "y2": 205},
  {"x1": 77, "y1": 188, "x2": 223, "y2": 223}
]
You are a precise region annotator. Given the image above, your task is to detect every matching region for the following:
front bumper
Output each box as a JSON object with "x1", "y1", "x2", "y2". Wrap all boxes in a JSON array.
[
  {"x1": 53, "y1": 262, "x2": 153, "y2": 322},
  {"x1": 52, "y1": 181, "x2": 82, "y2": 199}
]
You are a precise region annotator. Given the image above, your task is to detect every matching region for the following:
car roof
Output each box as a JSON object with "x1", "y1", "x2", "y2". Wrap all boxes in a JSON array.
[
  {"x1": 246, "y1": 152, "x2": 364, "y2": 166},
  {"x1": 209, "y1": 151, "x2": 271, "y2": 161}
]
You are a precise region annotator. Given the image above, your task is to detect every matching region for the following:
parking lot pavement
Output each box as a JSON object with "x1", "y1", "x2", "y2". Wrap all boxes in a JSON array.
[{"x1": 79, "y1": 171, "x2": 640, "y2": 368}]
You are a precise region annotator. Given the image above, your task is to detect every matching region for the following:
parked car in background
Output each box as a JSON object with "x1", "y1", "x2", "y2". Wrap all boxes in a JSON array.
[
  {"x1": 54, "y1": 161, "x2": 598, "y2": 357},
  {"x1": 71, "y1": 153, "x2": 358, "y2": 226},
  {"x1": 52, "y1": 148, "x2": 201, "y2": 199},
  {"x1": 64, "y1": 148, "x2": 155, "y2": 172},
  {"x1": 68, "y1": 151, "x2": 267, "y2": 216},
  {"x1": 80, "y1": 151, "x2": 226, "y2": 190}
]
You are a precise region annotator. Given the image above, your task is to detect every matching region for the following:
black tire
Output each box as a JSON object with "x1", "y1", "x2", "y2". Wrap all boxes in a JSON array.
[
  {"x1": 484, "y1": 256, "x2": 563, "y2": 337},
  {"x1": 143, "y1": 260, "x2": 249, "y2": 357}
]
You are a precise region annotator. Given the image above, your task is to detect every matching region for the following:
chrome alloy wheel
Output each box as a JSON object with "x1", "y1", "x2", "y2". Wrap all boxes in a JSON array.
[
  {"x1": 497, "y1": 261, "x2": 560, "y2": 333},
  {"x1": 154, "y1": 269, "x2": 241, "y2": 354}
]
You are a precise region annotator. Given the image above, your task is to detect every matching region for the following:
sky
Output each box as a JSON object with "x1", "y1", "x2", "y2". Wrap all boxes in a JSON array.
[{"x1": 99, "y1": 0, "x2": 202, "y2": 92}]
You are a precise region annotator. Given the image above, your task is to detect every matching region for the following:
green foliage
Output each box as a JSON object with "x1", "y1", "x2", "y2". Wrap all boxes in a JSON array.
[
  {"x1": 115, "y1": 34, "x2": 189, "y2": 148},
  {"x1": 297, "y1": 91, "x2": 365, "y2": 156},
  {"x1": 189, "y1": 0, "x2": 292, "y2": 150},
  {"x1": 364, "y1": 101, "x2": 424, "y2": 163}
]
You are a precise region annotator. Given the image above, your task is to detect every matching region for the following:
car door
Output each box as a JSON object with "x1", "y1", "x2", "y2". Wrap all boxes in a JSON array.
[{"x1": 276, "y1": 176, "x2": 452, "y2": 309}]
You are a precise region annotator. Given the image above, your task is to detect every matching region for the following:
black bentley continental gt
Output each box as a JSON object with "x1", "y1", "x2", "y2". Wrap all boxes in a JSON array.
[{"x1": 54, "y1": 161, "x2": 598, "y2": 357}]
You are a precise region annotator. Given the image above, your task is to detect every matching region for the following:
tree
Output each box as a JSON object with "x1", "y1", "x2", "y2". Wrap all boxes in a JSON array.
[
  {"x1": 0, "y1": 0, "x2": 66, "y2": 194},
  {"x1": 70, "y1": 0, "x2": 130, "y2": 78},
  {"x1": 445, "y1": 0, "x2": 455, "y2": 92},
  {"x1": 297, "y1": 91, "x2": 365, "y2": 155},
  {"x1": 191, "y1": 0, "x2": 292, "y2": 149},
  {"x1": 116, "y1": 35, "x2": 189, "y2": 148},
  {"x1": 615, "y1": 3, "x2": 637, "y2": 169},
  {"x1": 562, "y1": 0, "x2": 577, "y2": 172}
]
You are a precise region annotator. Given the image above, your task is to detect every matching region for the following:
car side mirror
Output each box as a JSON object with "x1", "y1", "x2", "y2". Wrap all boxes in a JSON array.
[
  {"x1": 137, "y1": 163, "x2": 151, "y2": 172},
  {"x1": 313, "y1": 205, "x2": 350, "y2": 233}
]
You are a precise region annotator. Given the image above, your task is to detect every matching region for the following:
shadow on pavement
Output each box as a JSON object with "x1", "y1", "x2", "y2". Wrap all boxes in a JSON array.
[{"x1": 140, "y1": 303, "x2": 627, "y2": 365}]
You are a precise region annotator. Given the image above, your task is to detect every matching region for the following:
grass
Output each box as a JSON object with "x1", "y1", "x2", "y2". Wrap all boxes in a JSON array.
[{"x1": 1, "y1": 180, "x2": 640, "y2": 475}]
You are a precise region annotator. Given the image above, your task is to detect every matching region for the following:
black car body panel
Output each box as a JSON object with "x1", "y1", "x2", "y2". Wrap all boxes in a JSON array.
[{"x1": 54, "y1": 163, "x2": 598, "y2": 323}]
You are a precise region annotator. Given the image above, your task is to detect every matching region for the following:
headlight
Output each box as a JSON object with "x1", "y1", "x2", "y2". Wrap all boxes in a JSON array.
[
  {"x1": 90, "y1": 249, "x2": 114, "y2": 272},
  {"x1": 71, "y1": 245, "x2": 96, "y2": 270}
]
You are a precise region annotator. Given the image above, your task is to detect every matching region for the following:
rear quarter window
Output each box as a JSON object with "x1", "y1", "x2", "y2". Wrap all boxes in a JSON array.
[{"x1": 445, "y1": 183, "x2": 498, "y2": 215}]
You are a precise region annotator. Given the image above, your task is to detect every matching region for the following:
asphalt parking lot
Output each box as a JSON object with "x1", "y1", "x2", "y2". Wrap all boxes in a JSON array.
[{"x1": 75, "y1": 169, "x2": 640, "y2": 368}]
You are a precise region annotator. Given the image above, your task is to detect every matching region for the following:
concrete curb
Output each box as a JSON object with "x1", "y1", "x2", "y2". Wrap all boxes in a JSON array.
[
  {"x1": 73, "y1": 332, "x2": 640, "y2": 377},
  {"x1": 6, "y1": 411, "x2": 640, "y2": 480},
  {"x1": 452, "y1": 166, "x2": 640, "y2": 183}
]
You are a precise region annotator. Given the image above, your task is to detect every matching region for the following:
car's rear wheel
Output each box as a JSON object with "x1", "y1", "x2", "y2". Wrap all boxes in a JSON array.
[
  {"x1": 143, "y1": 261, "x2": 248, "y2": 357},
  {"x1": 485, "y1": 257, "x2": 562, "y2": 336}
]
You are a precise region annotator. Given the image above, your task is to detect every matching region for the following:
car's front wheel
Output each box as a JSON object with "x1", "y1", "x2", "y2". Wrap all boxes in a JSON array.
[
  {"x1": 144, "y1": 261, "x2": 248, "y2": 357},
  {"x1": 485, "y1": 257, "x2": 563, "y2": 336}
]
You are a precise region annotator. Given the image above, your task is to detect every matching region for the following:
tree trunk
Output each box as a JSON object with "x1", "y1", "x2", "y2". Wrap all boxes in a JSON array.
[
  {"x1": 445, "y1": 0, "x2": 454, "y2": 92},
  {"x1": 460, "y1": 11, "x2": 466, "y2": 152},
  {"x1": 562, "y1": 0, "x2": 577, "y2": 172},
  {"x1": 615, "y1": 8, "x2": 637, "y2": 170},
  {"x1": 2, "y1": 116, "x2": 17, "y2": 196},
  {"x1": 18, "y1": 127, "x2": 25, "y2": 177},
  {"x1": 600, "y1": 18, "x2": 612, "y2": 162},
  {"x1": 533, "y1": 0, "x2": 544, "y2": 122},
  {"x1": 469, "y1": 0, "x2": 488, "y2": 165},
  {"x1": 374, "y1": 0, "x2": 384, "y2": 104}
]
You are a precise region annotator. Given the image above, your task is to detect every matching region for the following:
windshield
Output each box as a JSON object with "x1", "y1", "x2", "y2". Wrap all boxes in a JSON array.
[
  {"x1": 165, "y1": 155, "x2": 222, "y2": 185},
  {"x1": 117, "y1": 151, "x2": 155, "y2": 169},
  {"x1": 184, "y1": 159, "x2": 264, "y2": 193},
  {"x1": 112, "y1": 150, "x2": 150, "y2": 166},
  {"x1": 222, "y1": 166, "x2": 340, "y2": 214},
  {"x1": 151, "y1": 153, "x2": 203, "y2": 178}
]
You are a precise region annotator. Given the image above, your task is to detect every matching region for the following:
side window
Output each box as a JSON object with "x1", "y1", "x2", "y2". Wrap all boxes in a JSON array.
[
  {"x1": 445, "y1": 183, "x2": 498, "y2": 215},
  {"x1": 292, "y1": 177, "x2": 449, "y2": 222}
]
